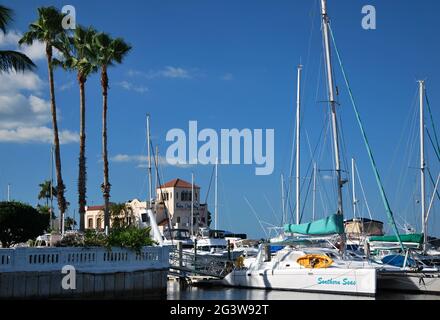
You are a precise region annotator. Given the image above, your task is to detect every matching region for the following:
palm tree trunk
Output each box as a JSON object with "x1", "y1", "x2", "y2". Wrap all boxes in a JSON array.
[
  {"x1": 46, "y1": 44, "x2": 66, "y2": 233},
  {"x1": 78, "y1": 74, "x2": 87, "y2": 231},
  {"x1": 101, "y1": 65, "x2": 111, "y2": 231}
]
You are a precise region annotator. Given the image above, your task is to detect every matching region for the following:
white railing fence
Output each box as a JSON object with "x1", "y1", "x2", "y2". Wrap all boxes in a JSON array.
[{"x1": 0, "y1": 246, "x2": 169, "y2": 273}]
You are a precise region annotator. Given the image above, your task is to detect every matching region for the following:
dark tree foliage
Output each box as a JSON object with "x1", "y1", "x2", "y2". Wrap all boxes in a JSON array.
[{"x1": 0, "y1": 201, "x2": 49, "y2": 248}]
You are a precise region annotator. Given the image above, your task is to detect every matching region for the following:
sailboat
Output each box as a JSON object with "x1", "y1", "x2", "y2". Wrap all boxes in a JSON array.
[
  {"x1": 369, "y1": 81, "x2": 440, "y2": 294},
  {"x1": 223, "y1": 0, "x2": 381, "y2": 296}
]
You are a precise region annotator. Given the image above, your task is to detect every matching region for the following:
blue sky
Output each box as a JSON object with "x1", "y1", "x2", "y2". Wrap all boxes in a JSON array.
[{"x1": 1, "y1": 0, "x2": 439, "y2": 239}]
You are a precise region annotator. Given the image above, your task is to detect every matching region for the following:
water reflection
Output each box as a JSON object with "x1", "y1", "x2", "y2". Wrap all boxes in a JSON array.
[{"x1": 167, "y1": 281, "x2": 440, "y2": 300}]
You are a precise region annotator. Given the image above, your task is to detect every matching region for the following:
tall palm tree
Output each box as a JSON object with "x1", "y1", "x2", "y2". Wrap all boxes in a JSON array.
[
  {"x1": 55, "y1": 26, "x2": 98, "y2": 231},
  {"x1": 0, "y1": 5, "x2": 35, "y2": 73},
  {"x1": 93, "y1": 33, "x2": 131, "y2": 231},
  {"x1": 19, "y1": 7, "x2": 67, "y2": 232},
  {"x1": 38, "y1": 180, "x2": 57, "y2": 207}
]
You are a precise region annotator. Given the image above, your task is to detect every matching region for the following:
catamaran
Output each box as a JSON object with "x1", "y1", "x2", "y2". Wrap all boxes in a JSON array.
[
  {"x1": 224, "y1": 0, "x2": 385, "y2": 296},
  {"x1": 223, "y1": 215, "x2": 381, "y2": 296}
]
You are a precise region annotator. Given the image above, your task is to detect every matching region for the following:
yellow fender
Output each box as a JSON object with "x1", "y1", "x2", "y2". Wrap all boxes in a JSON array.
[
  {"x1": 235, "y1": 256, "x2": 245, "y2": 269},
  {"x1": 297, "y1": 254, "x2": 333, "y2": 269}
]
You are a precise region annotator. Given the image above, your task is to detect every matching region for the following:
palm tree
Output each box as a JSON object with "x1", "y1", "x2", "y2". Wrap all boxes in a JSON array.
[
  {"x1": 93, "y1": 33, "x2": 131, "y2": 231},
  {"x1": 19, "y1": 7, "x2": 67, "y2": 232},
  {"x1": 55, "y1": 26, "x2": 98, "y2": 232},
  {"x1": 38, "y1": 180, "x2": 57, "y2": 207},
  {"x1": 0, "y1": 5, "x2": 35, "y2": 73}
]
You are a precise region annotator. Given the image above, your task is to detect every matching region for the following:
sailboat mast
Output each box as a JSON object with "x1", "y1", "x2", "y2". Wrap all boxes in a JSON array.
[
  {"x1": 352, "y1": 158, "x2": 357, "y2": 219},
  {"x1": 50, "y1": 145, "x2": 54, "y2": 229},
  {"x1": 312, "y1": 162, "x2": 317, "y2": 221},
  {"x1": 155, "y1": 145, "x2": 159, "y2": 193},
  {"x1": 281, "y1": 174, "x2": 286, "y2": 224},
  {"x1": 146, "y1": 114, "x2": 153, "y2": 209},
  {"x1": 296, "y1": 65, "x2": 303, "y2": 225},
  {"x1": 419, "y1": 80, "x2": 427, "y2": 251},
  {"x1": 191, "y1": 173, "x2": 195, "y2": 237},
  {"x1": 214, "y1": 158, "x2": 218, "y2": 230},
  {"x1": 320, "y1": 0, "x2": 344, "y2": 216}
]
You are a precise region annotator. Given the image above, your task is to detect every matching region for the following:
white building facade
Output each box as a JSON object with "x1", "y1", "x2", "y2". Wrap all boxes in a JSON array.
[{"x1": 84, "y1": 178, "x2": 209, "y2": 233}]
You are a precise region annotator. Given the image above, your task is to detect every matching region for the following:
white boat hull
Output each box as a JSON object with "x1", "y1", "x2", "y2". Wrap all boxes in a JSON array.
[
  {"x1": 378, "y1": 271, "x2": 440, "y2": 294},
  {"x1": 223, "y1": 268, "x2": 377, "y2": 296}
]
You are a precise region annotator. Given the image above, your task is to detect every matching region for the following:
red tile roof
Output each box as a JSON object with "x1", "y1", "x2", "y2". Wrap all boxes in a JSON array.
[
  {"x1": 158, "y1": 178, "x2": 199, "y2": 189},
  {"x1": 86, "y1": 205, "x2": 104, "y2": 211}
]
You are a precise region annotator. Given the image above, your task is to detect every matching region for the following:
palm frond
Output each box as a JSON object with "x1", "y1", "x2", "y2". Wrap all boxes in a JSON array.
[
  {"x1": 19, "y1": 6, "x2": 65, "y2": 46},
  {"x1": 0, "y1": 50, "x2": 36, "y2": 73},
  {"x1": 93, "y1": 32, "x2": 131, "y2": 66},
  {"x1": 0, "y1": 5, "x2": 13, "y2": 33}
]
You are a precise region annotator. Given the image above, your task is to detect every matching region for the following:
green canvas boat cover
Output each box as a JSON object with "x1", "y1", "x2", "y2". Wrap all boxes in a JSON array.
[
  {"x1": 368, "y1": 234, "x2": 424, "y2": 244},
  {"x1": 284, "y1": 214, "x2": 345, "y2": 236}
]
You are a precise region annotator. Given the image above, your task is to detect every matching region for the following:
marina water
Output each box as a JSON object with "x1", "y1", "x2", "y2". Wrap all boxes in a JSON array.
[{"x1": 167, "y1": 280, "x2": 440, "y2": 300}]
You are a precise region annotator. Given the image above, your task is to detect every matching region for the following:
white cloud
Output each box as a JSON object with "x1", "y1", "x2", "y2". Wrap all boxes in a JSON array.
[
  {"x1": 0, "y1": 127, "x2": 78, "y2": 144},
  {"x1": 116, "y1": 81, "x2": 148, "y2": 94},
  {"x1": 21, "y1": 40, "x2": 46, "y2": 61},
  {"x1": 110, "y1": 154, "x2": 194, "y2": 168},
  {"x1": 128, "y1": 66, "x2": 194, "y2": 80},
  {"x1": 221, "y1": 73, "x2": 233, "y2": 81},
  {"x1": 0, "y1": 30, "x2": 48, "y2": 61},
  {"x1": 0, "y1": 68, "x2": 78, "y2": 145},
  {"x1": 59, "y1": 81, "x2": 74, "y2": 92},
  {"x1": 0, "y1": 71, "x2": 44, "y2": 93},
  {"x1": 0, "y1": 30, "x2": 20, "y2": 46},
  {"x1": 112, "y1": 154, "x2": 147, "y2": 163},
  {"x1": 0, "y1": 94, "x2": 50, "y2": 129},
  {"x1": 161, "y1": 66, "x2": 191, "y2": 79}
]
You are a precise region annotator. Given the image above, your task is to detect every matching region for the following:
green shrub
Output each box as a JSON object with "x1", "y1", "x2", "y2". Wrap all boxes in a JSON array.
[
  {"x1": 83, "y1": 229, "x2": 107, "y2": 247},
  {"x1": 106, "y1": 226, "x2": 155, "y2": 252},
  {"x1": 54, "y1": 228, "x2": 156, "y2": 251},
  {"x1": 58, "y1": 232, "x2": 84, "y2": 247},
  {"x1": 0, "y1": 201, "x2": 49, "y2": 248}
]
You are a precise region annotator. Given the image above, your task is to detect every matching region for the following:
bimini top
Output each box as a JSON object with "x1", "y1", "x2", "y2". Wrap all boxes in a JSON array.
[
  {"x1": 368, "y1": 234, "x2": 424, "y2": 244},
  {"x1": 284, "y1": 214, "x2": 345, "y2": 236}
]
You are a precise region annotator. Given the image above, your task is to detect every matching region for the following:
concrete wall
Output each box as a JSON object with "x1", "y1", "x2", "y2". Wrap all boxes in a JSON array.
[
  {"x1": 0, "y1": 246, "x2": 169, "y2": 299},
  {"x1": 0, "y1": 269, "x2": 167, "y2": 299}
]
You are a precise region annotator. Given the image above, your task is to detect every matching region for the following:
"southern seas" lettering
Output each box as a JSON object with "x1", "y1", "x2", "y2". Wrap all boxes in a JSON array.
[{"x1": 317, "y1": 278, "x2": 356, "y2": 286}]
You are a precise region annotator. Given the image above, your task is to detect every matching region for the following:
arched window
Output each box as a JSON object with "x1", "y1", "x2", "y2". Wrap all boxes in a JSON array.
[
  {"x1": 88, "y1": 218, "x2": 93, "y2": 229},
  {"x1": 96, "y1": 218, "x2": 102, "y2": 230}
]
